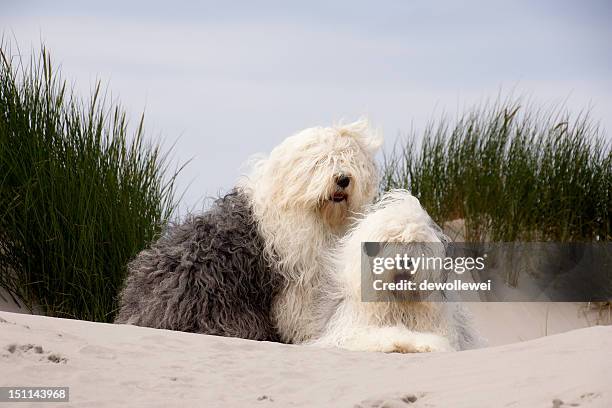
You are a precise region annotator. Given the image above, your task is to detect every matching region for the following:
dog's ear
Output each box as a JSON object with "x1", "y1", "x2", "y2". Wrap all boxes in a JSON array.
[
  {"x1": 363, "y1": 242, "x2": 380, "y2": 257},
  {"x1": 361, "y1": 131, "x2": 383, "y2": 155},
  {"x1": 337, "y1": 118, "x2": 383, "y2": 155}
]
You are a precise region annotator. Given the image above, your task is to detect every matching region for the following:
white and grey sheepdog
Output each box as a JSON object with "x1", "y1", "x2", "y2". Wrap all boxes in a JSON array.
[
  {"x1": 115, "y1": 120, "x2": 382, "y2": 342},
  {"x1": 307, "y1": 190, "x2": 483, "y2": 352}
]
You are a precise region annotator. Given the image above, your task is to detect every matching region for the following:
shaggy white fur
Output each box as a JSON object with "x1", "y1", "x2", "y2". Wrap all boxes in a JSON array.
[
  {"x1": 309, "y1": 190, "x2": 482, "y2": 353},
  {"x1": 238, "y1": 119, "x2": 382, "y2": 343}
]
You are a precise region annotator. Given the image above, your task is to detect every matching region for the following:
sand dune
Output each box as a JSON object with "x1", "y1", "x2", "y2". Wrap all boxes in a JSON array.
[
  {"x1": 0, "y1": 311, "x2": 610, "y2": 408},
  {"x1": 469, "y1": 302, "x2": 610, "y2": 346}
]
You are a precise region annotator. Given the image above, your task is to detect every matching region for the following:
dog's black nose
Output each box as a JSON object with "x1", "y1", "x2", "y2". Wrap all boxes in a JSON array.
[{"x1": 336, "y1": 175, "x2": 350, "y2": 188}]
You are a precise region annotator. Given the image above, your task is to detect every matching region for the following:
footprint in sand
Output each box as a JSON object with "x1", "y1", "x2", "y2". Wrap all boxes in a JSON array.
[
  {"x1": 552, "y1": 392, "x2": 602, "y2": 407},
  {"x1": 3, "y1": 343, "x2": 67, "y2": 364},
  {"x1": 355, "y1": 393, "x2": 423, "y2": 408}
]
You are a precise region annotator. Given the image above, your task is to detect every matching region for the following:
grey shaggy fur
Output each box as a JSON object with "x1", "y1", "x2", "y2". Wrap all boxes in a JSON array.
[{"x1": 114, "y1": 190, "x2": 283, "y2": 341}]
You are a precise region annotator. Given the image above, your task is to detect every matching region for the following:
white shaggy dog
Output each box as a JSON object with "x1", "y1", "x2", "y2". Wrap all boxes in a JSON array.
[
  {"x1": 116, "y1": 119, "x2": 382, "y2": 342},
  {"x1": 239, "y1": 120, "x2": 382, "y2": 343},
  {"x1": 309, "y1": 190, "x2": 481, "y2": 352}
]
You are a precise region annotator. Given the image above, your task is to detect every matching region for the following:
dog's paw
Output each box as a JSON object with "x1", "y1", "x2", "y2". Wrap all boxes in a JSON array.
[
  {"x1": 390, "y1": 332, "x2": 455, "y2": 354},
  {"x1": 339, "y1": 326, "x2": 455, "y2": 354}
]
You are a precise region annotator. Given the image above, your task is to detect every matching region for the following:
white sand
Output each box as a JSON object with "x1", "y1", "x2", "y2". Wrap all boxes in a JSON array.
[
  {"x1": 0, "y1": 311, "x2": 610, "y2": 408},
  {"x1": 1, "y1": 216, "x2": 609, "y2": 406},
  {"x1": 470, "y1": 302, "x2": 610, "y2": 346}
]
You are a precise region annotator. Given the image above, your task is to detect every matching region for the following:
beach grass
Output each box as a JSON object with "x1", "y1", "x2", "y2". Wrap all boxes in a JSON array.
[
  {"x1": 381, "y1": 98, "x2": 611, "y2": 242},
  {"x1": 0, "y1": 42, "x2": 182, "y2": 321}
]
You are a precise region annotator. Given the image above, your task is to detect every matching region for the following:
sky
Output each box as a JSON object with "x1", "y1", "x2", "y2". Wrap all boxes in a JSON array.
[{"x1": 2, "y1": 0, "x2": 611, "y2": 213}]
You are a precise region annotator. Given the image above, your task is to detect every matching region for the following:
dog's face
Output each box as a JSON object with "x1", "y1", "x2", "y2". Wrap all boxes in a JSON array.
[
  {"x1": 356, "y1": 191, "x2": 449, "y2": 301},
  {"x1": 261, "y1": 120, "x2": 382, "y2": 231}
]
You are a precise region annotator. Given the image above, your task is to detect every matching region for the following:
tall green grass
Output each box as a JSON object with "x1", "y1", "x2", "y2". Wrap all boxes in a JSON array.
[
  {"x1": 381, "y1": 99, "x2": 611, "y2": 242},
  {"x1": 0, "y1": 43, "x2": 182, "y2": 321}
]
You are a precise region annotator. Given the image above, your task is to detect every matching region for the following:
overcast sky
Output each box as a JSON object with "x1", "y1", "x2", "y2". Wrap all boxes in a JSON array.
[{"x1": 2, "y1": 1, "x2": 611, "y2": 212}]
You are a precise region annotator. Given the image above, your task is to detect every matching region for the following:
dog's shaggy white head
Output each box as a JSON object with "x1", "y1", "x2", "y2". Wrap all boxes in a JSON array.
[
  {"x1": 244, "y1": 119, "x2": 381, "y2": 230},
  {"x1": 340, "y1": 189, "x2": 449, "y2": 300},
  {"x1": 240, "y1": 119, "x2": 382, "y2": 281}
]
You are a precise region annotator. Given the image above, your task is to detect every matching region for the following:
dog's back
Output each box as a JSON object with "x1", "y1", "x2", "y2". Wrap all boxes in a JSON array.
[{"x1": 114, "y1": 190, "x2": 283, "y2": 341}]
